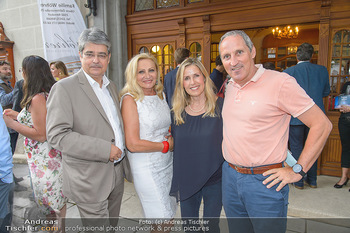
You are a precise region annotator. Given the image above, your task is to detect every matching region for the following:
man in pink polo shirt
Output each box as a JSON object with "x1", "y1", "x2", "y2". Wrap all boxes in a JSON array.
[{"x1": 219, "y1": 30, "x2": 332, "y2": 233}]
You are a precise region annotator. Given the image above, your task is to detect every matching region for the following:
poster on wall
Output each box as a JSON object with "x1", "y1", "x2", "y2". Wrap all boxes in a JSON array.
[{"x1": 38, "y1": 0, "x2": 86, "y2": 75}]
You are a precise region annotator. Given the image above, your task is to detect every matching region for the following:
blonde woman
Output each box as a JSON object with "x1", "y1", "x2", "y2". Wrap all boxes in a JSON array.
[
  {"x1": 120, "y1": 53, "x2": 177, "y2": 225},
  {"x1": 171, "y1": 58, "x2": 224, "y2": 233},
  {"x1": 49, "y1": 61, "x2": 68, "y2": 81}
]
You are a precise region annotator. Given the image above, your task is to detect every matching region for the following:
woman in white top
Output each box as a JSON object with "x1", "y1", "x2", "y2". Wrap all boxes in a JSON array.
[{"x1": 120, "y1": 53, "x2": 177, "y2": 231}]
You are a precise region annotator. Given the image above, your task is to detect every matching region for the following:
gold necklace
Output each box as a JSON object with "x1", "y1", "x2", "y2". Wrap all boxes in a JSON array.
[{"x1": 188, "y1": 103, "x2": 205, "y2": 113}]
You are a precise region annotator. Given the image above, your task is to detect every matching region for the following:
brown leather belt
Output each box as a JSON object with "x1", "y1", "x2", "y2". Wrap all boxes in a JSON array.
[{"x1": 228, "y1": 162, "x2": 283, "y2": 175}]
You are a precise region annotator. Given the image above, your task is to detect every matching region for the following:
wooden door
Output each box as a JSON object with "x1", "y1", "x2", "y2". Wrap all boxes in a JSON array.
[
  {"x1": 135, "y1": 41, "x2": 176, "y2": 83},
  {"x1": 320, "y1": 28, "x2": 350, "y2": 176}
]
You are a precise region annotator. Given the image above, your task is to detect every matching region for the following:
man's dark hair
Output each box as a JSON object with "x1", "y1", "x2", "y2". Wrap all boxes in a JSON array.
[
  {"x1": 215, "y1": 55, "x2": 223, "y2": 66},
  {"x1": 175, "y1": 48, "x2": 190, "y2": 64},
  {"x1": 263, "y1": 62, "x2": 275, "y2": 70},
  {"x1": 296, "y1": 43, "x2": 314, "y2": 61},
  {"x1": 0, "y1": 61, "x2": 10, "y2": 66}
]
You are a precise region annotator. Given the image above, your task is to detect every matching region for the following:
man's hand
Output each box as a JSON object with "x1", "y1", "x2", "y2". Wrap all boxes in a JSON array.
[
  {"x1": 262, "y1": 167, "x2": 302, "y2": 191},
  {"x1": 165, "y1": 135, "x2": 174, "y2": 152},
  {"x1": 339, "y1": 105, "x2": 350, "y2": 113},
  {"x1": 109, "y1": 144, "x2": 123, "y2": 162}
]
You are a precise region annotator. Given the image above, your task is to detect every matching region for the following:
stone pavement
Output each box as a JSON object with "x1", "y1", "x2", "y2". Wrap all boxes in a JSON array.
[{"x1": 10, "y1": 155, "x2": 350, "y2": 233}]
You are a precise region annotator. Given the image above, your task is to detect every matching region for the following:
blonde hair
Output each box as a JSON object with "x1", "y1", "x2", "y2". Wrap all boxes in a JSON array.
[
  {"x1": 50, "y1": 61, "x2": 69, "y2": 76},
  {"x1": 172, "y1": 57, "x2": 218, "y2": 125},
  {"x1": 120, "y1": 53, "x2": 163, "y2": 101}
]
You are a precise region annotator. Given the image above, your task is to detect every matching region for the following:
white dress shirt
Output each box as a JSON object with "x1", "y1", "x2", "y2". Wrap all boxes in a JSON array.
[{"x1": 84, "y1": 71, "x2": 124, "y2": 161}]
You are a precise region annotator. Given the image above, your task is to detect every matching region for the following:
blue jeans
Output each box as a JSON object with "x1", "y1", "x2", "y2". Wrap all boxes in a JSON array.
[
  {"x1": 0, "y1": 180, "x2": 14, "y2": 233},
  {"x1": 222, "y1": 162, "x2": 288, "y2": 233},
  {"x1": 289, "y1": 125, "x2": 317, "y2": 186},
  {"x1": 180, "y1": 181, "x2": 222, "y2": 233}
]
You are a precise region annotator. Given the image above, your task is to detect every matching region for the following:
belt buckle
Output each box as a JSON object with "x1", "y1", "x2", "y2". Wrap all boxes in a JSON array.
[
  {"x1": 234, "y1": 166, "x2": 239, "y2": 172},
  {"x1": 233, "y1": 164, "x2": 242, "y2": 171}
]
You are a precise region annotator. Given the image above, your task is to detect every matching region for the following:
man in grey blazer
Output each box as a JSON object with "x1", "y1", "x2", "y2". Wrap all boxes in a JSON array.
[{"x1": 46, "y1": 28, "x2": 130, "y2": 228}]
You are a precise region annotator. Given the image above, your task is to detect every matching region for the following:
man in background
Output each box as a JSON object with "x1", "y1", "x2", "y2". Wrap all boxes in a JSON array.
[
  {"x1": 210, "y1": 55, "x2": 227, "y2": 92},
  {"x1": 0, "y1": 61, "x2": 14, "y2": 110},
  {"x1": 163, "y1": 47, "x2": 190, "y2": 108},
  {"x1": 263, "y1": 62, "x2": 276, "y2": 70},
  {"x1": 284, "y1": 42, "x2": 330, "y2": 189},
  {"x1": 0, "y1": 61, "x2": 25, "y2": 192}
]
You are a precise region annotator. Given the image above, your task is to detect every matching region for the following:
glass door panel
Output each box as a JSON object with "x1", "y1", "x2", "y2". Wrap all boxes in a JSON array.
[
  {"x1": 332, "y1": 44, "x2": 341, "y2": 57},
  {"x1": 331, "y1": 59, "x2": 340, "y2": 75},
  {"x1": 333, "y1": 31, "x2": 342, "y2": 43},
  {"x1": 277, "y1": 47, "x2": 286, "y2": 58},
  {"x1": 330, "y1": 76, "x2": 338, "y2": 93},
  {"x1": 342, "y1": 58, "x2": 350, "y2": 75},
  {"x1": 343, "y1": 30, "x2": 350, "y2": 43}
]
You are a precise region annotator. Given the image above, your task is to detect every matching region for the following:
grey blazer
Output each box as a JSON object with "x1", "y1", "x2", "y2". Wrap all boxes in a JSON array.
[{"x1": 46, "y1": 69, "x2": 131, "y2": 204}]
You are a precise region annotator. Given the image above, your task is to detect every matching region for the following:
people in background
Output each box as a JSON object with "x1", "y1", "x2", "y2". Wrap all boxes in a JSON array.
[
  {"x1": 120, "y1": 53, "x2": 177, "y2": 232},
  {"x1": 0, "y1": 61, "x2": 14, "y2": 109},
  {"x1": 219, "y1": 30, "x2": 332, "y2": 233},
  {"x1": 284, "y1": 42, "x2": 330, "y2": 189},
  {"x1": 50, "y1": 61, "x2": 69, "y2": 81},
  {"x1": 10, "y1": 78, "x2": 27, "y2": 192},
  {"x1": 11, "y1": 79, "x2": 24, "y2": 118},
  {"x1": 164, "y1": 48, "x2": 190, "y2": 108},
  {"x1": 46, "y1": 28, "x2": 131, "y2": 229},
  {"x1": 0, "y1": 61, "x2": 16, "y2": 157},
  {"x1": 171, "y1": 57, "x2": 224, "y2": 233},
  {"x1": 210, "y1": 55, "x2": 227, "y2": 92},
  {"x1": 0, "y1": 61, "x2": 26, "y2": 191},
  {"x1": 334, "y1": 81, "x2": 350, "y2": 190},
  {"x1": 262, "y1": 62, "x2": 276, "y2": 70},
  {"x1": 3, "y1": 55, "x2": 67, "y2": 231}
]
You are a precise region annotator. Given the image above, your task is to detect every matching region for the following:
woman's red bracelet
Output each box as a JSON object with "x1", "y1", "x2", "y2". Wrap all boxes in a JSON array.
[{"x1": 162, "y1": 141, "x2": 169, "y2": 153}]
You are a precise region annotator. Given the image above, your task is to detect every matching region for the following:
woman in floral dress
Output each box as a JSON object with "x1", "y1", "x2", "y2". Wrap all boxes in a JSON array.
[{"x1": 3, "y1": 55, "x2": 66, "y2": 229}]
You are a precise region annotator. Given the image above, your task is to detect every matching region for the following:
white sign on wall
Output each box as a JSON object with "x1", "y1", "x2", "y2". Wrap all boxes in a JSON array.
[{"x1": 38, "y1": 0, "x2": 86, "y2": 74}]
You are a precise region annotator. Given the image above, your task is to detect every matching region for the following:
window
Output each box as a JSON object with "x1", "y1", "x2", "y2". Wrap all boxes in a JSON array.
[
  {"x1": 328, "y1": 29, "x2": 350, "y2": 111},
  {"x1": 135, "y1": 0, "x2": 179, "y2": 11},
  {"x1": 139, "y1": 47, "x2": 149, "y2": 53},
  {"x1": 211, "y1": 43, "x2": 219, "y2": 72},
  {"x1": 163, "y1": 44, "x2": 175, "y2": 79},
  {"x1": 188, "y1": 0, "x2": 204, "y2": 2},
  {"x1": 157, "y1": 0, "x2": 179, "y2": 8},
  {"x1": 189, "y1": 42, "x2": 202, "y2": 61},
  {"x1": 135, "y1": 0, "x2": 154, "y2": 11},
  {"x1": 138, "y1": 44, "x2": 174, "y2": 83},
  {"x1": 150, "y1": 45, "x2": 162, "y2": 81}
]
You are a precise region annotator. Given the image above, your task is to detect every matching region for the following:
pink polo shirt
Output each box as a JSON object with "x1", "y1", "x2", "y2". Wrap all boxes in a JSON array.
[{"x1": 222, "y1": 65, "x2": 315, "y2": 167}]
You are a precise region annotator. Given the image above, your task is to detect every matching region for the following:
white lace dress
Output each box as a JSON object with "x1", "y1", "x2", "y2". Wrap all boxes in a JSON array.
[{"x1": 121, "y1": 93, "x2": 177, "y2": 219}]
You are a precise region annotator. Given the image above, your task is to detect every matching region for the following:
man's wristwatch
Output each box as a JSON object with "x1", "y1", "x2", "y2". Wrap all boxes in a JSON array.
[{"x1": 292, "y1": 163, "x2": 306, "y2": 177}]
